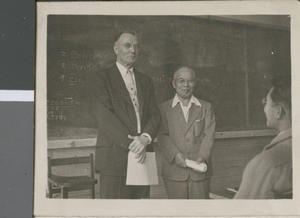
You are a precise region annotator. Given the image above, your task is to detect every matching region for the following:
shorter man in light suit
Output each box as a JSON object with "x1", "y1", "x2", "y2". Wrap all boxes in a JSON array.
[{"x1": 158, "y1": 66, "x2": 215, "y2": 199}]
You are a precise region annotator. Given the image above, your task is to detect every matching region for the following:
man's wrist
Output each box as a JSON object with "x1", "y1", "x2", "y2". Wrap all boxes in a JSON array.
[{"x1": 141, "y1": 133, "x2": 151, "y2": 145}]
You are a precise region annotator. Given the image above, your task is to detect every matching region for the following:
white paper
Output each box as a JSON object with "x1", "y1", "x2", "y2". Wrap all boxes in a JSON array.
[
  {"x1": 126, "y1": 152, "x2": 159, "y2": 185},
  {"x1": 185, "y1": 159, "x2": 207, "y2": 172}
]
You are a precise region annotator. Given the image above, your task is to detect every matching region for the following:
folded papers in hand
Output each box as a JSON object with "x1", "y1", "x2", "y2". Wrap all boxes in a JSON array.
[
  {"x1": 126, "y1": 152, "x2": 159, "y2": 185},
  {"x1": 185, "y1": 159, "x2": 207, "y2": 172}
]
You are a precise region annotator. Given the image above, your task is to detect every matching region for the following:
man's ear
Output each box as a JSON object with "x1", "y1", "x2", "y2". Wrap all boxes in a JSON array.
[
  {"x1": 172, "y1": 80, "x2": 176, "y2": 89},
  {"x1": 276, "y1": 105, "x2": 285, "y2": 119},
  {"x1": 113, "y1": 44, "x2": 118, "y2": 54}
]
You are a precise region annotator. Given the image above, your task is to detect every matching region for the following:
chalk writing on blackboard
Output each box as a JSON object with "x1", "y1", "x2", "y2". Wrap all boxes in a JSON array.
[
  {"x1": 59, "y1": 74, "x2": 89, "y2": 86},
  {"x1": 149, "y1": 75, "x2": 213, "y2": 86},
  {"x1": 59, "y1": 62, "x2": 96, "y2": 71},
  {"x1": 59, "y1": 50, "x2": 94, "y2": 59},
  {"x1": 47, "y1": 97, "x2": 81, "y2": 122}
]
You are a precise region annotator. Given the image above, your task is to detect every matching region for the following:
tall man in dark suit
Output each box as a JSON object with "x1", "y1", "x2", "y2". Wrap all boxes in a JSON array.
[
  {"x1": 158, "y1": 66, "x2": 215, "y2": 199},
  {"x1": 90, "y1": 31, "x2": 160, "y2": 199}
]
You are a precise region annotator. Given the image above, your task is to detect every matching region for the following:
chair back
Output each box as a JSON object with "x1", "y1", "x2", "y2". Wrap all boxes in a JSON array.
[{"x1": 48, "y1": 154, "x2": 95, "y2": 178}]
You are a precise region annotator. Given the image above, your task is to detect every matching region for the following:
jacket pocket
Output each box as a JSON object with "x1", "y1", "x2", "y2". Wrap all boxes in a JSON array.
[{"x1": 194, "y1": 119, "x2": 205, "y2": 138}]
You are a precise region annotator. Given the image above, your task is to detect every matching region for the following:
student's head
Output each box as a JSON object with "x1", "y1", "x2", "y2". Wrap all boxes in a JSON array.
[
  {"x1": 113, "y1": 31, "x2": 140, "y2": 69},
  {"x1": 172, "y1": 66, "x2": 196, "y2": 100},
  {"x1": 262, "y1": 76, "x2": 291, "y2": 130}
]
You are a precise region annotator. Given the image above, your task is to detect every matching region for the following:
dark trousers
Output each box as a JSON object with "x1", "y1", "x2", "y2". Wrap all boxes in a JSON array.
[
  {"x1": 163, "y1": 177, "x2": 211, "y2": 199},
  {"x1": 100, "y1": 174, "x2": 150, "y2": 199}
]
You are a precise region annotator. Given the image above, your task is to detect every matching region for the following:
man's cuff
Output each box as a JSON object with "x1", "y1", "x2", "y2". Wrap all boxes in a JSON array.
[{"x1": 141, "y1": 133, "x2": 152, "y2": 144}]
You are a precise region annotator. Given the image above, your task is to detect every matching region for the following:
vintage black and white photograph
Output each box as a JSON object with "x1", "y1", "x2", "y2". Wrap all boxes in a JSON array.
[{"x1": 35, "y1": 1, "x2": 300, "y2": 217}]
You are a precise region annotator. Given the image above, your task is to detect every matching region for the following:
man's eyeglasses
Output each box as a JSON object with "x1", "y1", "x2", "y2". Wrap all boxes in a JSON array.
[
  {"x1": 174, "y1": 78, "x2": 195, "y2": 85},
  {"x1": 122, "y1": 43, "x2": 140, "y2": 51},
  {"x1": 261, "y1": 97, "x2": 267, "y2": 106}
]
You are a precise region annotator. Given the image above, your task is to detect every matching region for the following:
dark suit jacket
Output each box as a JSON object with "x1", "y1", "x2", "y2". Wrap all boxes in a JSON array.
[
  {"x1": 90, "y1": 64, "x2": 160, "y2": 177},
  {"x1": 158, "y1": 98, "x2": 215, "y2": 181}
]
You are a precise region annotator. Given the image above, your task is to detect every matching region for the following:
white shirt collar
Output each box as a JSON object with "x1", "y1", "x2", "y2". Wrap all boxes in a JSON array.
[
  {"x1": 172, "y1": 94, "x2": 201, "y2": 108},
  {"x1": 116, "y1": 61, "x2": 133, "y2": 77}
]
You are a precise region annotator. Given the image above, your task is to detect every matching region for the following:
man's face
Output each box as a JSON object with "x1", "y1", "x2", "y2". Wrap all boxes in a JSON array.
[
  {"x1": 172, "y1": 67, "x2": 196, "y2": 100},
  {"x1": 262, "y1": 87, "x2": 279, "y2": 128},
  {"x1": 114, "y1": 33, "x2": 140, "y2": 68}
]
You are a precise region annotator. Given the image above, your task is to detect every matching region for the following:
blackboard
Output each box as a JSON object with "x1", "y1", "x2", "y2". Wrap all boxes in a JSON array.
[{"x1": 47, "y1": 15, "x2": 290, "y2": 133}]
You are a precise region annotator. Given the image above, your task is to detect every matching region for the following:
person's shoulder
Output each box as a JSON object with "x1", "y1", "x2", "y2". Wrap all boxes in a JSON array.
[
  {"x1": 134, "y1": 69, "x2": 151, "y2": 81},
  {"x1": 159, "y1": 99, "x2": 173, "y2": 110},
  {"x1": 161, "y1": 98, "x2": 173, "y2": 106},
  {"x1": 95, "y1": 65, "x2": 115, "y2": 74},
  {"x1": 263, "y1": 141, "x2": 292, "y2": 167},
  {"x1": 197, "y1": 98, "x2": 212, "y2": 108},
  {"x1": 243, "y1": 152, "x2": 274, "y2": 177},
  {"x1": 249, "y1": 142, "x2": 291, "y2": 172},
  {"x1": 92, "y1": 65, "x2": 116, "y2": 79}
]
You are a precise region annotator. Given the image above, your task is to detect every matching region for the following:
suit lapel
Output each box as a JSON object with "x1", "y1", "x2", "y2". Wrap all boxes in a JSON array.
[
  {"x1": 109, "y1": 65, "x2": 138, "y2": 129},
  {"x1": 110, "y1": 65, "x2": 132, "y2": 105},
  {"x1": 186, "y1": 104, "x2": 201, "y2": 133},
  {"x1": 134, "y1": 69, "x2": 145, "y2": 116},
  {"x1": 168, "y1": 102, "x2": 188, "y2": 133}
]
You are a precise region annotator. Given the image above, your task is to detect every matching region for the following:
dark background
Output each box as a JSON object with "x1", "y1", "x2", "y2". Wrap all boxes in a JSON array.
[{"x1": 0, "y1": 0, "x2": 34, "y2": 217}]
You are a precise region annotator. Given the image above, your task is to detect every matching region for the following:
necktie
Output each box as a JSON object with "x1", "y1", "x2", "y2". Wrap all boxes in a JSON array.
[
  {"x1": 126, "y1": 70, "x2": 141, "y2": 133},
  {"x1": 126, "y1": 70, "x2": 137, "y2": 96}
]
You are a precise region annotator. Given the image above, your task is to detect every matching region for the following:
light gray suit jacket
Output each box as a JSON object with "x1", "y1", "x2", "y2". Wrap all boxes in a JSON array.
[{"x1": 158, "y1": 98, "x2": 215, "y2": 181}]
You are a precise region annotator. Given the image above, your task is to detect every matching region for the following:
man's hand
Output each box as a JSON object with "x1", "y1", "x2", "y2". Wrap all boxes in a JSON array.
[
  {"x1": 196, "y1": 157, "x2": 205, "y2": 164},
  {"x1": 175, "y1": 152, "x2": 187, "y2": 168},
  {"x1": 128, "y1": 135, "x2": 149, "y2": 163}
]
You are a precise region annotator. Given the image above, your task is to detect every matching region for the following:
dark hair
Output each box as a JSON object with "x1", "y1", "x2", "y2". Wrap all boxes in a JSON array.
[
  {"x1": 270, "y1": 75, "x2": 291, "y2": 114},
  {"x1": 113, "y1": 30, "x2": 138, "y2": 44}
]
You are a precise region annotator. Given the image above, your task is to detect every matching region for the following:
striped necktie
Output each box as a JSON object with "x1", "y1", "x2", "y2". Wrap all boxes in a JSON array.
[{"x1": 126, "y1": 70, "x2": 141, "y2": 133}]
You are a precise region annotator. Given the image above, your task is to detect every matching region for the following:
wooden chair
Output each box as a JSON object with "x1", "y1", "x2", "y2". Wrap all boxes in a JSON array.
[{"x1": 48, "y1": 153, "x2": 97, "y2": 199}]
